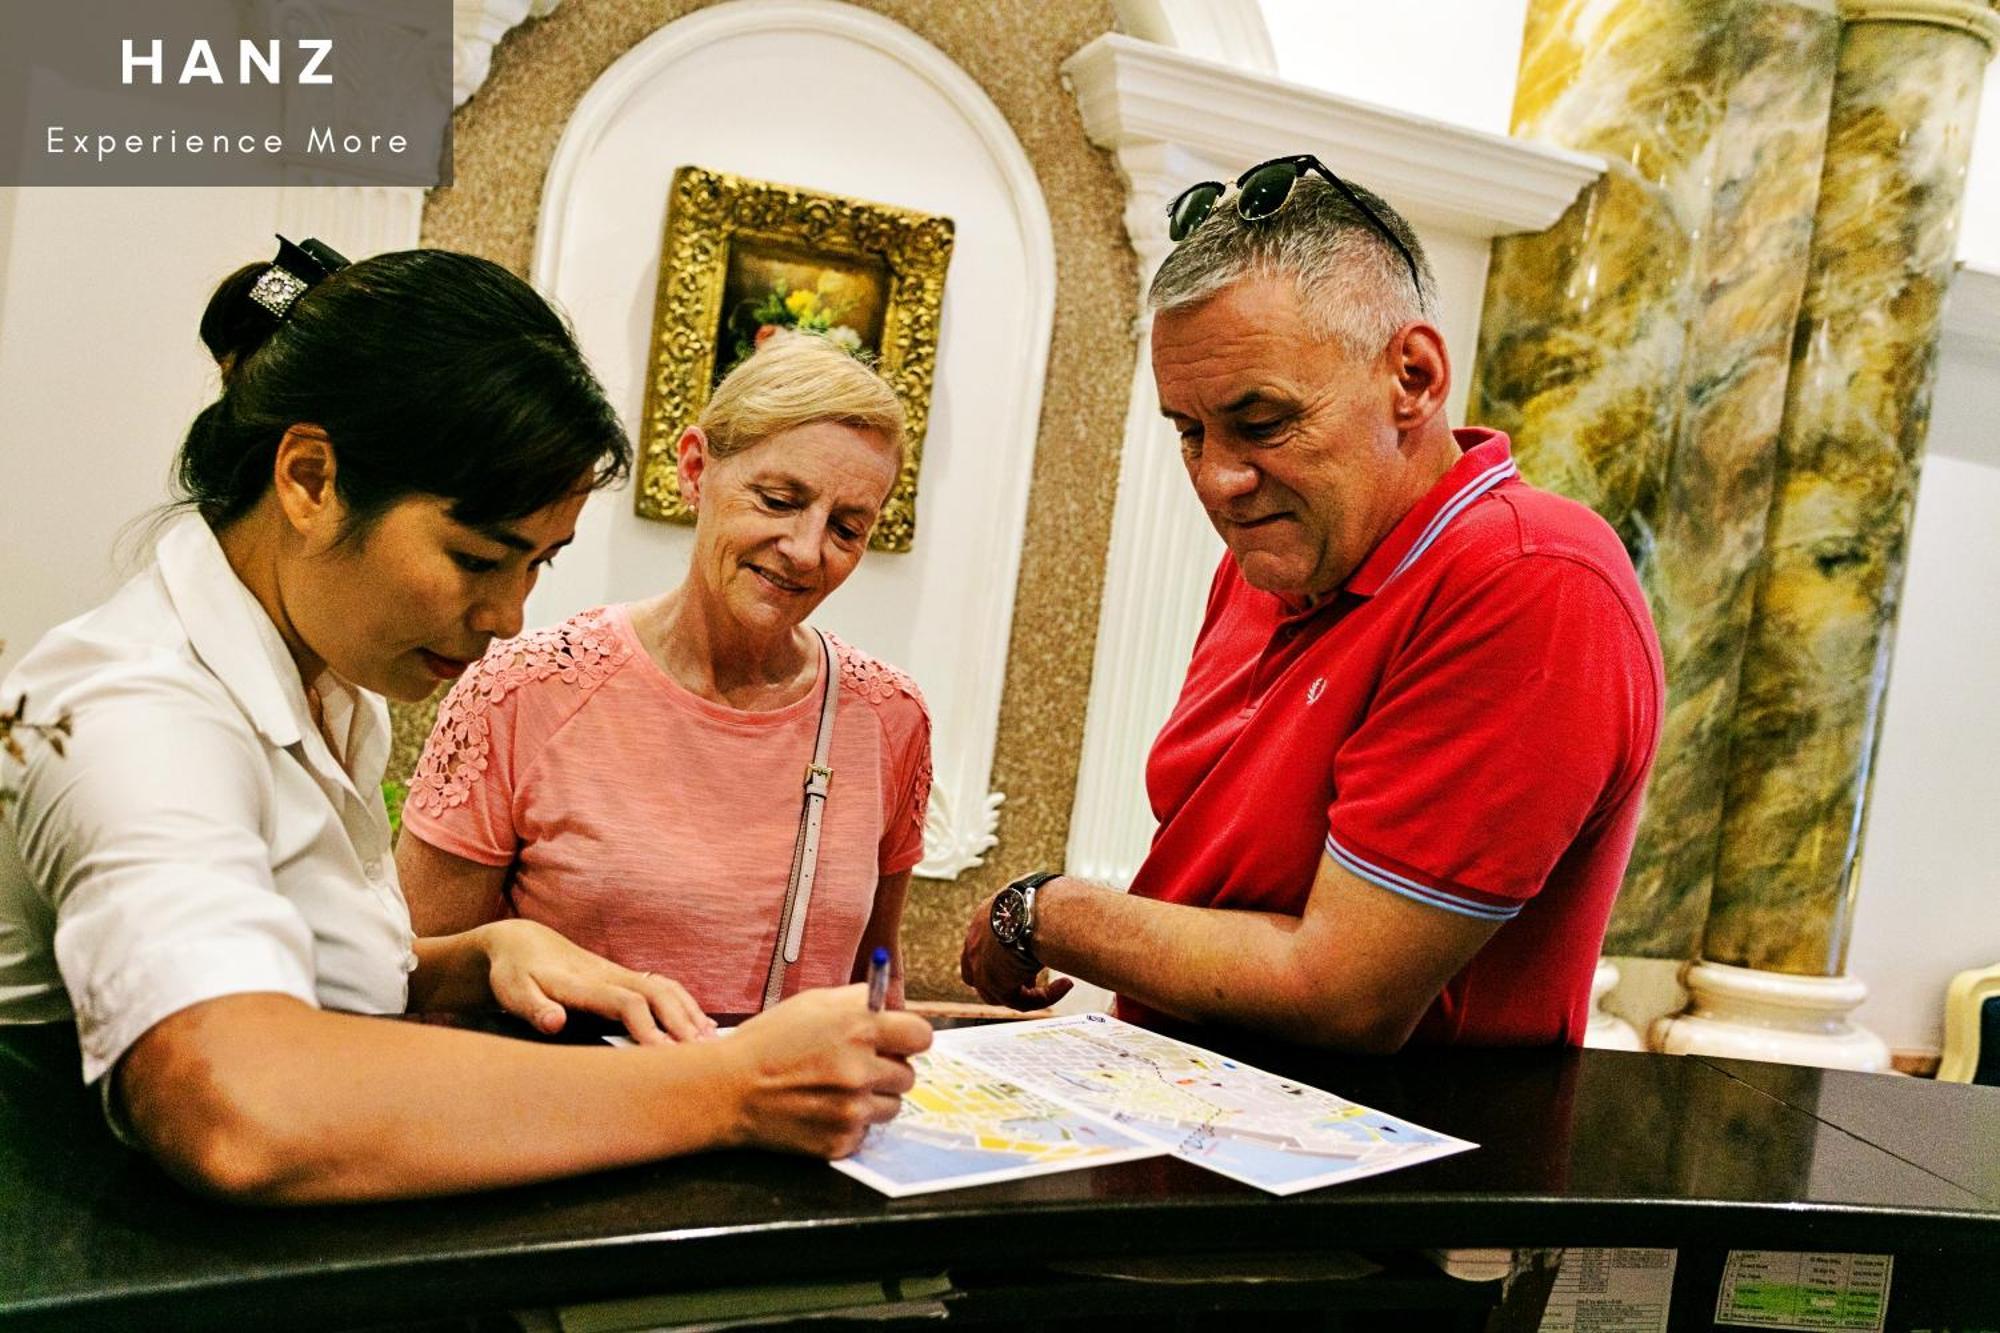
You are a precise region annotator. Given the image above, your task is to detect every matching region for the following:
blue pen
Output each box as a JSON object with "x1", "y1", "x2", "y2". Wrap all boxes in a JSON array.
[{"x1": 866, "y1": 946, "x2": 892, "y2": 1012}]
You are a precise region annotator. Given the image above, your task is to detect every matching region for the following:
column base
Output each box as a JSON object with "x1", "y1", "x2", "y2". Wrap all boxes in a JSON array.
[
  {"x1": 1584, "y1": 959, "x2": 1644, "y2": 1051},
  {"x1": 1650, "y1": 961, "x2": 1891, "y2": 1071}
]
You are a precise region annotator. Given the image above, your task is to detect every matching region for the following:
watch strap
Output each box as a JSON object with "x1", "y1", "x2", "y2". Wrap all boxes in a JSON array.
[{"x1": 998, "y1": 870, "x2": 1061, "y2": 966}]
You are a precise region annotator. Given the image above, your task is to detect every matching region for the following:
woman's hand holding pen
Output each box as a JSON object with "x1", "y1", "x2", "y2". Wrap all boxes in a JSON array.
[
  {"x1": 724, "y1": 985, "x2": 933, "y2": 1159},
  {"x1": 475, "y1": 918, "x2": 716, "y2": 1043}
]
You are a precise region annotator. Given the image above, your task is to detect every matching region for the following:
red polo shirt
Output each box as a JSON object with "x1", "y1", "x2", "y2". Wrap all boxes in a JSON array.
[{"x1": 1117, "y1": 430, "x2": 1663, "y2": 1046}]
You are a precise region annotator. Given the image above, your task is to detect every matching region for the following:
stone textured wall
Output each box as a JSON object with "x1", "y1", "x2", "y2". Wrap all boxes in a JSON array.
[{"x1": 394, "y1": 0, "x2": 1137, "y2": 1000}]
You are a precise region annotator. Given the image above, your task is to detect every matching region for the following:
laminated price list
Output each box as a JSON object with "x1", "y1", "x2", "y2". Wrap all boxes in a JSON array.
[{"x1": 1714, "y1": 1251, "x2": 1892, "y2": 1332}]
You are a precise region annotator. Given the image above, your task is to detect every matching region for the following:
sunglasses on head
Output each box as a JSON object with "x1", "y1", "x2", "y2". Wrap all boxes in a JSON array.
[{"x1": 1166, "y1": 154, "x2": 1423, "y2": 293}]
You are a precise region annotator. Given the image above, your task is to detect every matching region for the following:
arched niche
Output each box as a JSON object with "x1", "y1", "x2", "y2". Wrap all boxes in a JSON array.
[{"x1": 526, "y1": 0, "x2": 1056, "y2": 878}]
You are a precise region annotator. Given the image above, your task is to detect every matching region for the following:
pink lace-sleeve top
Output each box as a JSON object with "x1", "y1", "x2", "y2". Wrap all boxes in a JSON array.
[{"x1": 401, "y1": 604, "x2": 931, "y2": 1012}]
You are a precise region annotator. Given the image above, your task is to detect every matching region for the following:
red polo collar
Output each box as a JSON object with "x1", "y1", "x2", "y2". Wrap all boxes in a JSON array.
[{"x1": 1339, "y1": 428, "x2": 1518, "y2": 602}]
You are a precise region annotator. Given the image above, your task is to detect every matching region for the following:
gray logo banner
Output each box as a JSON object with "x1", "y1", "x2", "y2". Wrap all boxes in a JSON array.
[{"x1": 0, "y1": 0, "x2": 452, "y2": 186}]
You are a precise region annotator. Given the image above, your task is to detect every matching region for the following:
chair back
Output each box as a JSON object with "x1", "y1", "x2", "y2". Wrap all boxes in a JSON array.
[{"x1": 1938, "y1": 964, "x2": 2000, "y2": 1085}]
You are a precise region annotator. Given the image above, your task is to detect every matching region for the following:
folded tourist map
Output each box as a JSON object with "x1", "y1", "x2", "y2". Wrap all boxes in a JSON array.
[{"x1": 834, "y1": 1012, "x2": 1477, "y2": 1198}]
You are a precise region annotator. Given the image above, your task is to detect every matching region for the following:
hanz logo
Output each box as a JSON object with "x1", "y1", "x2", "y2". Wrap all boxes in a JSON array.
[
  {"x1": 121, "y1": 38, "x2": 332, "y2": 86},
  {"x1": 1305, "y1": 677, "x2": 1326, "y2": 706}
]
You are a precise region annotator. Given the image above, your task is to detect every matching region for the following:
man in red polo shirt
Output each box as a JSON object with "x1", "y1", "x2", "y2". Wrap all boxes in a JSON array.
[{"x1": 961, "y1": 163, "x2": 1662, "y2": 1049}]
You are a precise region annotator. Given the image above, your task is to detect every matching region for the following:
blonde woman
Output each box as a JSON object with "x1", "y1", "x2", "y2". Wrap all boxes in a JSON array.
[{"x1": 400, "y1": 334, "x2": 929, "y2": 1013}]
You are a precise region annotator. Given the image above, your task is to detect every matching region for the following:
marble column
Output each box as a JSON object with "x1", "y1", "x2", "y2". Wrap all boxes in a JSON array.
[
  {"x1": 1699, "y1": 4, "x2": 1997, "y2": 984},
  {"x1": 1471, "y1": 0, "x2": 1841, "y2": 958},
  {"x1": 1474, "y1": 0, "x2": 1730, "y2": 534}
]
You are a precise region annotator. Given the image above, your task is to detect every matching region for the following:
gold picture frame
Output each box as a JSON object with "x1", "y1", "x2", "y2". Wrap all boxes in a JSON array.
[{"x1": 634, "y1": 165, "x2": 955, "y2": 552}]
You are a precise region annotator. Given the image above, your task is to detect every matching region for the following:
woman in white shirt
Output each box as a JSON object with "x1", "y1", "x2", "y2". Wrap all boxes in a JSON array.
[{"x1": 0, "y1": 238, "x2": 928, "y2": 1202}]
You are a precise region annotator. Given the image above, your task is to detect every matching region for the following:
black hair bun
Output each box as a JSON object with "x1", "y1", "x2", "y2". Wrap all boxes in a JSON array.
[
  {"x1": 198, "y1": 261, "x2": 285, "y2": 383},
  {"x1": 198, "y1": 239, "x2": 351, "y2": 384},
  {"x1": 176, "y1": 245, "x2": 629, "y2": 534}
]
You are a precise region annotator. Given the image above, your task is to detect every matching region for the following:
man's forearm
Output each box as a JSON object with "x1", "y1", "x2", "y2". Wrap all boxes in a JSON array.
[{"x1": 1032, "y1": 877, "x2": 1375, "y2": 1046}]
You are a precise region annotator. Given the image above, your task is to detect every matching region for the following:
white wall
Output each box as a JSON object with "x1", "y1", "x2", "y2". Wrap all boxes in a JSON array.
[
  {"x1": 1260, "y1": 0, "x2": 1529, "y2": 136},
  {"x1": 1960, "y1": 59, "x2": 2000, "y2": 270},
  {"x1": 1847, "y1": 336, "x2": 2000, "y2": 1051},
  {"x1": 0, "y1": 187, "x2": 286, "y2": 676}
]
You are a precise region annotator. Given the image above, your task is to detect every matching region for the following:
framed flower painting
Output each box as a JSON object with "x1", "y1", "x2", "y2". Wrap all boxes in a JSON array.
[{"x1": 635, "y1": 165, "x2": 955, "y2": 552}]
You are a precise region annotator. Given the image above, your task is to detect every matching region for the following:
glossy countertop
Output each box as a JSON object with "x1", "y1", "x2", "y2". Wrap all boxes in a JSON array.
[{"x1": 2, "y1": 1020, "x2": 1995, "y2": 1330}]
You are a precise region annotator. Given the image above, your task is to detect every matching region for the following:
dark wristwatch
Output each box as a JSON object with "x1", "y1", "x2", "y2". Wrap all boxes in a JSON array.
[{"x1": 990, "y1": 871, "x2": 1060, "y2": 967}]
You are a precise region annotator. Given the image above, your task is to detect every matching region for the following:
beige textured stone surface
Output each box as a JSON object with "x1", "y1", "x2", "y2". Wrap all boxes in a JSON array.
[
  {"x1": 394, "y1": 0, "x2": 1136, "y2": 1001},
  {"x1": 1708, "y1": 16, "x2": 1991, "y2": 975}
]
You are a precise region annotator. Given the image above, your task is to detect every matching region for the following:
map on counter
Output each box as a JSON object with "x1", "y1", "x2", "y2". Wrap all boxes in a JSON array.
[
  {"x1": 832, "y1": 1048, "x2": 1164, "y2": 1197},
  {"x1": 835, "y1": 1012, "x2": 1475, "y2": 1198}
]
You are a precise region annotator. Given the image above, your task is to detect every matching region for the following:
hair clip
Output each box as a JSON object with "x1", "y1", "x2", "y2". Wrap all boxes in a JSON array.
[{"x1": 246, "y1": 235, "x2": 352, "y2": 320}]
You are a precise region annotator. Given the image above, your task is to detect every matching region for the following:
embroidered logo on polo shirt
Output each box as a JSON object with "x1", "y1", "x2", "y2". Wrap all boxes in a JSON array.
[{"x1": 1306, "y1": 677, "x2": 1326, "y2": 705}]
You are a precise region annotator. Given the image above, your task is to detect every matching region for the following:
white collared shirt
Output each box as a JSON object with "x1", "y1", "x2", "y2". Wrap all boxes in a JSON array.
[{"x1": 0, "y1": 516, "x2": 414, "y2": 1084}]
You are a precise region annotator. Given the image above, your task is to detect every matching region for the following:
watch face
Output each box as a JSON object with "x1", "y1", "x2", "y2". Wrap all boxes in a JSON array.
[{"x1": 991, "y1": 888, "x2": 1027, "y2": 946}]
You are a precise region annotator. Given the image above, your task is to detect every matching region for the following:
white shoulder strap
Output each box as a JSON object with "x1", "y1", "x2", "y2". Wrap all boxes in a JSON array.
[{"x1": 761, "y1": 629, "x2": 839, "y2": 1010}]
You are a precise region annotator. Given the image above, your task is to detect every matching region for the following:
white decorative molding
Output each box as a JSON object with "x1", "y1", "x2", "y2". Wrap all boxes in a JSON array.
[
  {"x1": 1651, "y1": 961, "x2": 1893, "y2": 1072},
  {"x1": 453, "y1": 0, "x2": 563, "y2": 108},
  {"x1": 1061, "y1": 34, "x2": 1604, "y2": 887},
  {"x1": 276, "y1": 186, "x2": 424, "y2": 257},
  {"x1": 921, "y1": 786, "x2": 1004, "y2": 882},
  {"x1": 1063, "y1": 35, "x2": 1604, "y2": 238},
  {"x1": 1063, "y1": 140, "x2": 1224, "y2": 885},
  {"x1": 1943, "y1": 262, "x2": 2000, "y2": 363},
  {"x1": 529, "y1": 0, "x2": 1055, "y2": 881},
  {"x1": 1110, "y1": 0, "x2": 1278, "y2": 72}
]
